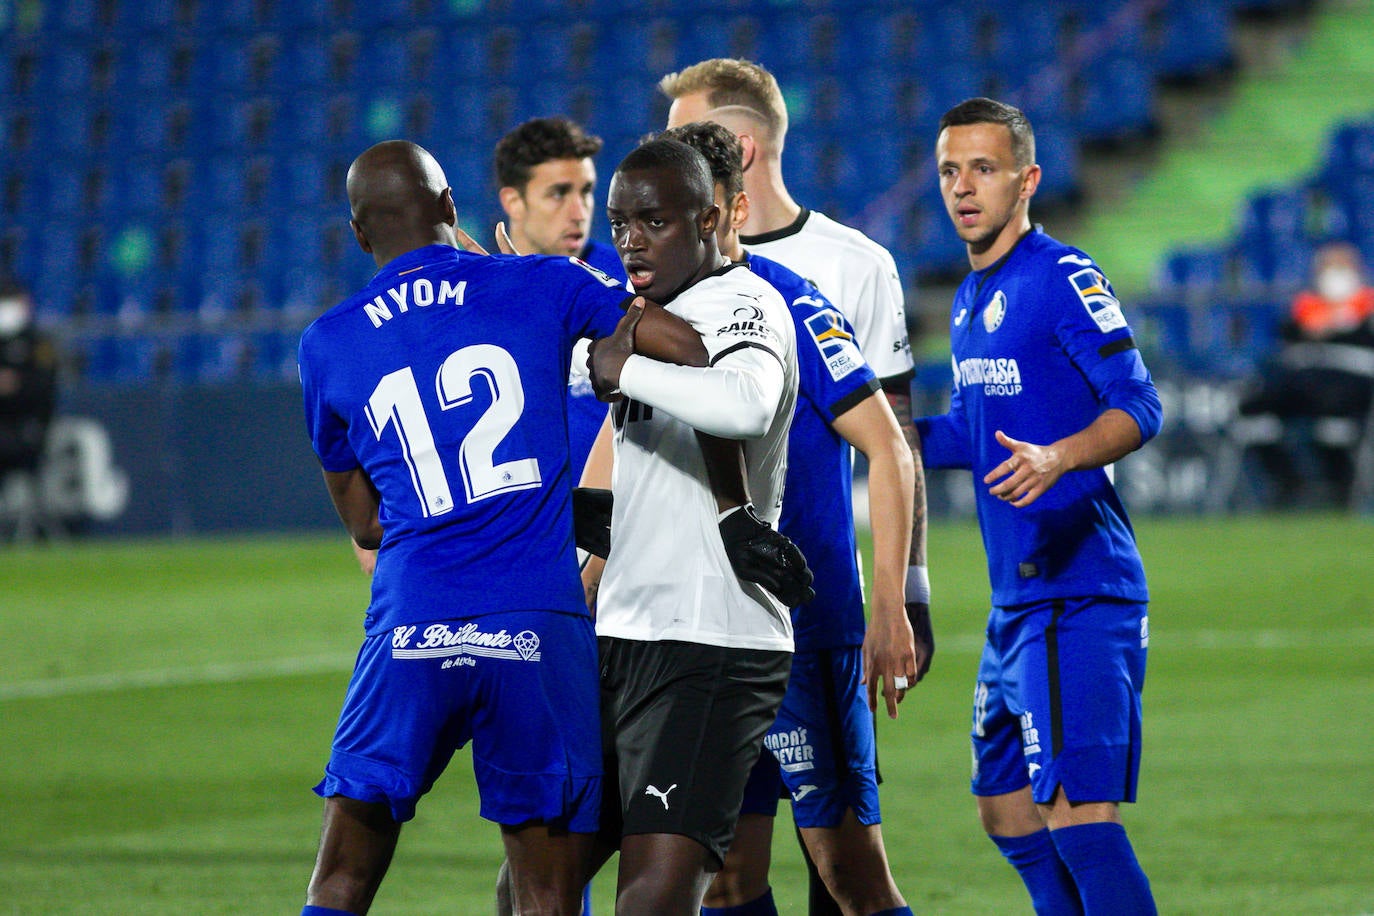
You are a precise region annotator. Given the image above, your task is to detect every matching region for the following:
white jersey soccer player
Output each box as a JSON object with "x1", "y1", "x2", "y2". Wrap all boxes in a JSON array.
[
  {"x1": 595, "y1": 261, "x2": 798, "y2": 651},
  {"x1": 741, "y1": 208, "x2": 914, "y2": 382}
]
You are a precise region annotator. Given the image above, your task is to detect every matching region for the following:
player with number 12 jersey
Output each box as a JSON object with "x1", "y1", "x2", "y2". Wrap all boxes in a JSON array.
[{"x1": 300, "y1": 244, "x2": 635, "y2": 636}]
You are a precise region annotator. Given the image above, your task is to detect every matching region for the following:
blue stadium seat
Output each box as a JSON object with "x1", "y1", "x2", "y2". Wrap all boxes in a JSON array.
[
  {"x1": 1073, "y1": 57, "x2": 1155, "y2": 141},
  {"x1": 1156, "y1": 245, "x2": 1232, "y2": 298},
  {"x1": 1031, "y1": 119, "x2": 1081, "y2": 202},
  {"x1": 1149, "y1": 0, "x2": 1234, "y2": 80}
]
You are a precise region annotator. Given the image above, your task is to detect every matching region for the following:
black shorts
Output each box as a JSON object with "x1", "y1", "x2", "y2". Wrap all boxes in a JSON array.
[{"x1": 597, "y1": 636, "x2": 791, "y2": 865}]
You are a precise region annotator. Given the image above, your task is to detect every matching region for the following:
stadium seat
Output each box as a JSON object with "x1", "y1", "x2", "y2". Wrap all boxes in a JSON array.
[
  {"x1": 1148, "y1": 0, "x2": 1235, "y2": 81},
  {"x1": 1156, "y1": 245, "x2": 1233, "y2": 299}
]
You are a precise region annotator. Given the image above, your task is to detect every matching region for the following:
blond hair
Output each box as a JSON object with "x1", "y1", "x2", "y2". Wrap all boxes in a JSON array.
[{"x1": 658, "y1": 58, "x2": 788, "y2": 142}]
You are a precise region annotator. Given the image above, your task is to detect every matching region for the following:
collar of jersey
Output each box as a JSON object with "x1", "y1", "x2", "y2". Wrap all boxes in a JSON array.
[
  {"x1": 372, "y1": 244, "x2": 460, "y2": 284},
  {"x1": 740, "y1": 208, "x2": 811, "y2": 246}
]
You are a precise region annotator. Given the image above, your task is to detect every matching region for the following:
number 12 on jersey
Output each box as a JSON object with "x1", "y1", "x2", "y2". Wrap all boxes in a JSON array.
[{"x1": 365, "y1": 344, "x2": 541, "y2": 516}]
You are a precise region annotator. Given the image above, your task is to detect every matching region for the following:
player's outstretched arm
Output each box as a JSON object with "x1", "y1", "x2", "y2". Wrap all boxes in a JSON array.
[
  {"x1": 984, "y1": 408, "x2": 1143, "y2": 508},
  {"x1": 834, "y1": 393, "x2": 919, "y2": 719}
]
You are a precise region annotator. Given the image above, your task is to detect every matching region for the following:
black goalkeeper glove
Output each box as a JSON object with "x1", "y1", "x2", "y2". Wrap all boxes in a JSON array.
[
  {"x1": 906, "y1": 601, "x2": 935, "y2": 682},
  {"x1": 718, "y1": 504, "x2": 815, "y2": 607},
  {"x1": 572, "y1": 487, "x2": 613, "y2": 559}
]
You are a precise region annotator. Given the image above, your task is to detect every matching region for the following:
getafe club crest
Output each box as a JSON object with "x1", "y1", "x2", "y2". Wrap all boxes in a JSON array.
[{"x1": 983, "y1": 290, "x2": 1008, "y2": 333}]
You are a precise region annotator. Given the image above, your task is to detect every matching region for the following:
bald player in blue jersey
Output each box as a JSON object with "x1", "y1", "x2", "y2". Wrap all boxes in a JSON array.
[
  {"x1": 918, "y1": 98, "x2": 1161, "y2": 915},
  {"x1": 296, "y1": 139, "x2": 708, "y2": 916},
  {"x1": 659, "y1": 121, "x2": 923, "y2": 916}
]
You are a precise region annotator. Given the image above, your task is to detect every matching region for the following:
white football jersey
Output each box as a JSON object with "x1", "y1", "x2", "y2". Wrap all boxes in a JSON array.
[
  {"x1": 742, "y1": 209, "x2": 914, "y2": 381},
  {"x1": 595, "y1": 263, "x2": 798, "y2": 651}
]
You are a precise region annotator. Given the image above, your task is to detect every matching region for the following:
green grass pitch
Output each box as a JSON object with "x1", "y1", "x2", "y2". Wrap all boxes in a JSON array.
[{"x1": 2, "y1": 514, "x2": 1372, "y2": 914}]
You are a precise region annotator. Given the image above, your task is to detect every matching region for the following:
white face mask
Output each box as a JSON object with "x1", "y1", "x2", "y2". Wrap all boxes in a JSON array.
[
  {"x1": 0, "y1": 298, "x2": 29, "y2": 336},
  {"x1": 1317, "y1": 266, "x2": 1361, "y2": 303}
]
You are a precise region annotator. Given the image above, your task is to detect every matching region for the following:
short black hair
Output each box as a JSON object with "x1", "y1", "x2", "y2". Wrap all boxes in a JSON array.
[
  {"x1": 657, "y1": 122, "x2": 744, "y2": 200},
  {"x1": 494, "y1": 117, "x2": 603, "y2": 191},
  {"x1": 939, "y1": 97, "x2": 1036, "y2": 167},
  {"x1": 616, "y1": 138, "x2": 715, "y2": 210}
]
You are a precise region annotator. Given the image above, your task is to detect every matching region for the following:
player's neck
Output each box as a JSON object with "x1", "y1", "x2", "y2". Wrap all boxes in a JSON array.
[
  {"x1": 740, "y1": 166, "x2": 801, "y2": 236},
  {"x1": 968, "y1": 217, "x2": 1033, "y2": 272}
]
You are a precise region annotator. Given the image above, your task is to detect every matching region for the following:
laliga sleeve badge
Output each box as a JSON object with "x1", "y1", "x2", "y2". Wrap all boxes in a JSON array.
[{"x1": 983, "y1": 290, "x2": 1007, "y2": 333}]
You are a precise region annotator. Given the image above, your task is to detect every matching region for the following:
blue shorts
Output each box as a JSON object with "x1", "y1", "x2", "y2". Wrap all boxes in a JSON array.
[
  {"x1": 739, "y1": 646, "x2": 880, "y2": 829},
  {"x1": 316, "y1": 610, "x2": 602, "y2": 831},
  {"x1": 971, "y1": 597, "x2": 1148, "y2": 805}
]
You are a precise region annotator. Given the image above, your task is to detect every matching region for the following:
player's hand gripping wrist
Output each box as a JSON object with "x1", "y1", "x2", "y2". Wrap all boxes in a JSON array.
[{"x1": 587, "y1": 297, "x2": 645, "y2": 401}]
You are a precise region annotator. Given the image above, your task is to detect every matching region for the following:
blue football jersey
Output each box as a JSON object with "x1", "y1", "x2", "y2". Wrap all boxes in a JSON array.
[
  {"x1": 299, "y1": 244, "x2": 632, "y2": 634},
  {"x1": 566, "y1": 239, "x2": 628, "y2": 478},
  {"x1": 748, "y1": 253, "x2": 882, "y2": 650},
  {"x1": 916, "y1": 229, "x2": 1161, "y2": 607}
]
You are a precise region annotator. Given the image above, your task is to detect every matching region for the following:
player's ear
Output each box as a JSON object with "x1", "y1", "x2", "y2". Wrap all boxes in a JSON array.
[
  {"x1": 738, "y1": 134, "x2": 757, "y2": 172},
  {"x1": 1019, "y1": 163, "x2": 1042, "y2": 201},
  {"x1": 439, "y1": 187, "x2": 457, "y2": 227},
  {"x1": 498, "y1": 185, "x2": 524, "y2": 220},
  {"x1": 730, "y1": 191, "x2": 750, "y2": 232},
  {"x1": 700, "y1": 204, "x2": 720, "y2": 240},
  {"x1": 350, "y1": 218, "x2": 372, "y2": 254}
]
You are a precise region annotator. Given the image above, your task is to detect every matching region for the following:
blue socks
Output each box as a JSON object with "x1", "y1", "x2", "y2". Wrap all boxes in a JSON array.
[
  {"x1": 992, "y1": 829, "x2": 1083, "y2": 915},
  {"x1": 871, "y1": 908, "x2": 915, "y2": 916},
  {"x1": 301, "y1": 907, "x2": 355, "y2": 916},
  {"x1": 1051, "y1": 822, "x2": 1156, "y2": 915},
  {"x1": 701, "y1": 887, "x2": 779, "y2": 916}
]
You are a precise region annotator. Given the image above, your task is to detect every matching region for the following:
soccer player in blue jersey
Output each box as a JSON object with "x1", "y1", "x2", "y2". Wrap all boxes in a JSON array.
[
  {"x1": 295, "y1": 139, "x2": 708, "y2": 916},
  {"x1": 918, "y1": 98, "x2": 1162, "y2": 915},
  {"x1": 495, "y1": 117, "x2": 627, "y2": 481},
  {"x1": 660, "y1": 120, "x2": 920, "y2": 916}
]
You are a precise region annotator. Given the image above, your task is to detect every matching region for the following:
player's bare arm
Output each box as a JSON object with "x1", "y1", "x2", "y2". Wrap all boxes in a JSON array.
[
  {"x1": 886, "y1": 382, "x2": 935, "y2": 684},
  {"x1": 984, "y1": 408, "x2": 1144, "y2": 508},
  {"x1": 322, "y1": 467, "x2": 382, "y2": 550},
  {"x1": 834, "y1": 393, "x2": 917, "y2": 720}
]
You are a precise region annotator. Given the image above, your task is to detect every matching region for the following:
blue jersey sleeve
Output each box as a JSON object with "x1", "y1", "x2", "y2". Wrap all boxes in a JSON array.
[
  {"x1": 915, "y1": 364, "x2": 973, "y2": 469},
  {"x1": 1051, "y1": 256, "x2": 1163, "y2": 445},
  {"x1": 523, "y1": 254, "x2": 633, "y2": 342},
  {"x1": 298, "y1": 326, "x2": 357, "y2": 473}
]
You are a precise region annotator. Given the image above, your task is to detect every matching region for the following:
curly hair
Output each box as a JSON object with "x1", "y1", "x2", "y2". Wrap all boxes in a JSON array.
[
  {"x1": 494, "y1": 117, "x2": 604, "y2": 192},
  {"x1": 658, "y1": 121, "x2": 744, "y2": 201}
]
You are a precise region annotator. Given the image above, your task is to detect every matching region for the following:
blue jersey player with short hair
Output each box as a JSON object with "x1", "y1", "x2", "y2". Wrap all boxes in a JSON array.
[
  {"x1": 296, "y1": 140, "x2": 706, "y2": 916},
  {"x1": 919, "y1": 98, "x2": 1162, "y2": 915}
]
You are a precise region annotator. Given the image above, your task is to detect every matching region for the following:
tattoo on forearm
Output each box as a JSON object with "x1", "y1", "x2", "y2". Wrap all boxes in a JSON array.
[{"x1": 886, "y1": 388, "x2": 928, "y2": 567}]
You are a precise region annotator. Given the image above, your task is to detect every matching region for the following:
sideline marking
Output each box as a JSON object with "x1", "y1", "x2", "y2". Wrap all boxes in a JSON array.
[
  {"x1": 4, "y1": 628, "x2": 1373, "y2": 703},
  {"x1": 0, "y1": 653, "x2": 354, "y2": 702}
]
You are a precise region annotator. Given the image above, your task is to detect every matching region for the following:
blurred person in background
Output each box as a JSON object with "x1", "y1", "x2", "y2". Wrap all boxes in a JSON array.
[
  {"x1": 0, "y1": 280, "x2": 59, "y2": 542},
  {"x1": 1236, "y1": 240, "x2": 1374, "y2": 506}
]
